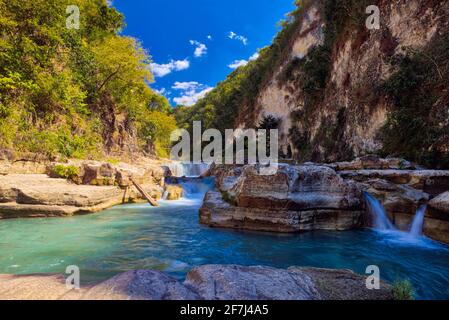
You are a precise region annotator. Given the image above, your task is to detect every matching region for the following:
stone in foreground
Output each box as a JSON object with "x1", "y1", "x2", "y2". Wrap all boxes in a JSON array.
[
  {"x1": 184, "y1": 265, "x2": 321, "y2": 300},
  {"x1": 81, "y1": 270, "x2": 198, "y2": 300},
  {"x1": 0, "y1": 265, "x2": 393, "y2": 300}
]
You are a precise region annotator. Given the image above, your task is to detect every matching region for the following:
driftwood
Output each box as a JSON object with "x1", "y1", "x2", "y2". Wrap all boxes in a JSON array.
[{"x1": 129, "y1": 177, "x2": 159, "y2": 207}]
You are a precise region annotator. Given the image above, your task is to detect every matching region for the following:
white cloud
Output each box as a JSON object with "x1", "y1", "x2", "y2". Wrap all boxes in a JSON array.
[
  {"x1": 249, "y1": 52, "x2": 260, "y2": 61},
  {"x1": 227, "y1": 51, "x2": 260, "y2": 69},
  {"x1": 154, "y1": 87, "x2": 166, "y2": 94},
  {"x1": 228, "y1": 59, "x2": 248, "y2": 69},
  {"x1": 172, "y1": 81, "x2": 200, "y2": 91},
  {"x1": 228, "y1": 31, "x2": 248, "y2": 45},
  {"x1": 150, "y1": 59, "x2": 190, "y2": 78},
  {"x1": 189, "y1": 40, "x2": 207, "y2": 58},
  {"x1": 172, "y1": 82, "x2": 213, "y2": 106}
]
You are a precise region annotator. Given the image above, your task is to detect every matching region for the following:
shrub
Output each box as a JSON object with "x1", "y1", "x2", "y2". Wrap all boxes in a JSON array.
[
  {"x1": 53, "y1": 164, "x2": 79, "y2": 180},
  {"x1": 392, "y1": 280, "x2": 415, "y2": 300}
]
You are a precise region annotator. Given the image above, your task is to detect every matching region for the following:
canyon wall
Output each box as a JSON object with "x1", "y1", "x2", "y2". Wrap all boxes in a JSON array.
[{"x1": 185, "y1": 0, "x2": 449, "y2": 168}]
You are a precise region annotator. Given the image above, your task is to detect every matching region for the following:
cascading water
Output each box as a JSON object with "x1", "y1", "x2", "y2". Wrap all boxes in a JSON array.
[
  {"x1": 177, "y1": 177, "x2": 215, "y2": 198},
  {"x1": 364, "y1": 192, "x2": 428, "y2": 239},
  {"x1": 167, "y1": 162, "x2": 211, "y2": 178},
  {"x1": 409, "y1": 205, "x2": 427, "y2": 237},
  {"x1": 364, "y1": 192, "x2": 396, "y2": 230}
]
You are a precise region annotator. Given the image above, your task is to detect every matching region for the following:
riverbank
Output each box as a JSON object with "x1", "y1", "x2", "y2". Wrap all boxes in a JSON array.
[
  {"x1": 0, "y1": 157, "x2": 173, "y2": 219},
  {"x1": 0, "y1": 264, "x2": 393, "y2": 300}
]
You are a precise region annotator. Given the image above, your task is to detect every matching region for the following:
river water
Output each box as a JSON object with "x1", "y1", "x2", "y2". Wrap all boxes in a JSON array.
[{"x1": 0, "y1": 178, "x2": 448, "y2": 299}]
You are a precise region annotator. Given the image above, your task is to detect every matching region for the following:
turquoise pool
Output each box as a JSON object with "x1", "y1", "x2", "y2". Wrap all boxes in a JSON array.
[{"x1": 0, "y1": 178, "x2": 448, "y2": 299}]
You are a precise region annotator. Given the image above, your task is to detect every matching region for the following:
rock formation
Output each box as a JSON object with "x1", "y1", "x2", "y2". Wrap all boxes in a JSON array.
[
  {"x1": 0, "y1": 158, "x2": 169, "y2": 218},
  {"x1": 0, "y1": 265, "x2": 393, "y2": 300},
  {"x1": 201, "y1": 156, "x2": 449, "y2": 243}
]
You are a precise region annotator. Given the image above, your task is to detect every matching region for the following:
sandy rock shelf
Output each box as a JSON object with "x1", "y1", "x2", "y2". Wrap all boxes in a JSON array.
[{"x1": 0, "y1": 174, "x2": 125, "y2": 218}]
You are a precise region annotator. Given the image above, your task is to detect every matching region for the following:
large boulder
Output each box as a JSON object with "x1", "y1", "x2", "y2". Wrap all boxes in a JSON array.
[
  {"x1": 361, "y1": 178, "x2": 429, "y2": 218},
  {"x1": 200, "y1": 164, "x2": 363, "y2": 232},
  {"x1": 184, "y1": 265, "x2": 393, "y2": 300},
  {"x1": 425, "y1": 192, "x2": 449, "y2": 243},
  {"x1": 429, "y1": 192, "x2": 449, "y2": 214},
  {"x1": 0, "y1": 174, "x2": 124, "y2": 218},
  {"x1": 82, "y1": 270, "x2": 198, "y2": 300},
  {"x1": 184, "y1": 265, "x2": 321, "y2": 300},
  {"x1": 230, "y1": 164, "x2": 362, "y2": 211},
  {"x1": 294, "y1": 267, "x2": 393, "y2": 300},
  {"x1": 200, "y1": 190, "x2": 362, "y2": 232},
  {"x1": 164, "y1": 185, "x2": 183, "y2": 200},
  {"x1": 339, "y1": 169, "x2": 449, "y2": 196},
  {"x1": 333, "y1": 155, "x2": 415, "y2": 171}
]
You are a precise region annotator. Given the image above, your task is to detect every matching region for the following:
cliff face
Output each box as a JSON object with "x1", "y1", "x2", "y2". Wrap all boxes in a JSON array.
[{"x1": 233, "y1": 0, "x2": 449, "y2": 167}]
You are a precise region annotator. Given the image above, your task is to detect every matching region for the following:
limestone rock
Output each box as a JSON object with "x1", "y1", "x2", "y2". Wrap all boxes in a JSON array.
[
  {"x1": 230, "y1": 164, "x2": 362, "y2": 211},
  {"x1": 0, "y1": 265, "x2": 393, "y2": 300},
  {"x1": 184, "y1": 265, "x2": 321, "y2": 300},
  {"x1": 0, "y1": 174, "x2": 124, "y2": 218},
  {"x1": 294, "y1": 267, "x2": 393, "y2": 300},
  {"x1": 339, "y1": 169, "x2": 449, "y2": 196},
  {"x1": 361, "y1": 179, "x2": 429, "y2": 215},
  {"x1": 429, "y1": 192, "x2": 449, "y2": 214},
  {"x1": 82, "y1": 270, "x2": 198, "y2": 300},
  {"x1": 164, "y1": 185, "x2": 183, "y2": 200},
  {"x1": 200, "y1": 190, "x2": 362, "y2": 232}
]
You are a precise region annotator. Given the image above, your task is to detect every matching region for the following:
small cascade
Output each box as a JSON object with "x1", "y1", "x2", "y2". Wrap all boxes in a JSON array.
[
  {"x1": 167, "y1": 162, "x2": 210, "y2": 178},
  {"x1": 364, "y1": 192, "x2": 396, "y2": 230},
  {"x1": 177, "y1": 177, "x2": 215, "y2": 199},
  {"x1": 409, "y1": 205, "x2": 427, "y2": 237}
]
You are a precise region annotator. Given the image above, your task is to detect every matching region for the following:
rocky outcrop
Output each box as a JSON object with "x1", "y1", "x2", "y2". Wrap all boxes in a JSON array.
[
  {"x1": 81, "y1": 270, "x2": 198, "y2": 300},
  {"x1": 426, "y1": 192, "x2": 449, "y2": 243},
  {"x1": 164, "y1": 185, "x2": 183, "y2": 200},
  {"x1": 0, "y1": 174, "x2": 124, "y2": 218},
  {"x1": 0, "y1": 265, "x2": 393, "y2": 300},
  {"x1": 430, "y1": 192, "x2": 449, "y2": 214},
  {"x1": 47, "y1": 158, "x2": 166, "y2": 188},
  {"x1": 295, "y1": 267, "x2": 392, "y2": 300},
  {"x1": 0, "y1": 157, "x2": 170, "y2": 218},
  {"x1": 200, "y1": 164, "x2": 364, "y2": 232},
  {"x1": 184, "y1": 265, "x2": 321, "y2": 300},
  {"x1": 0, "y1": 154, "x2": 174, "y2": 218},
  {"x1": 201, "y1": 160, "x2": 449, "y2": 243}
]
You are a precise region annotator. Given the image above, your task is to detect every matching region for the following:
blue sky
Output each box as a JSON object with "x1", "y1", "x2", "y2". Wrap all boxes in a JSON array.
[{"x1": 113, "y1": 0, "x2": 296, "y2": 106}]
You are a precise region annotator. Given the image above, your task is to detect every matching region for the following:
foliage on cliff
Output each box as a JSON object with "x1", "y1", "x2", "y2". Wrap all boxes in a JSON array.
[
  {"x1": 380, "y1": 34, "x2": 449, "y2": 169},
  {"x1": 0, "y1": 0, "x2": 176, "y2": 159}
]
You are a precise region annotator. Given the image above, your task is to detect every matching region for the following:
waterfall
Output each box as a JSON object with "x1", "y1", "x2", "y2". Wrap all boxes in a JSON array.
[
  {"x1": 364, "y1": 192, "x2": 396, "y2": 230},
  {"x1": 409, "y1": 205, "x2": 427, "y2": 237},
  {"x1": 167, "y1": 162, "x2": 210, "y2": 178}
]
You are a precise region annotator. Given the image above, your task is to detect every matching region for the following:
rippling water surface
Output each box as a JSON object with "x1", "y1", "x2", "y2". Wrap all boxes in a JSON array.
[{"x1": 0, "y1": 178, "x2": 448, "y2": 299}]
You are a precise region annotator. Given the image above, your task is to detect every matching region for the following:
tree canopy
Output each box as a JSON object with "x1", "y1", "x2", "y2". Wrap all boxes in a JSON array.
[{"x1": 0, "y1": 0, "x2": 176, "y2": 159}]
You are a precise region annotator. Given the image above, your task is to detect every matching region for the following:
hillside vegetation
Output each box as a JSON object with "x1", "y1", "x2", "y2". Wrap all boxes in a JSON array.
[{"x1": 0, "y1": 0, "x2": 176, "y2": 160}]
